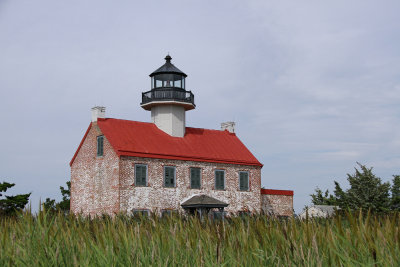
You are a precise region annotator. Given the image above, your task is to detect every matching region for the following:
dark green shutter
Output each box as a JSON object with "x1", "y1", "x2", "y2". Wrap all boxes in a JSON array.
[
  {"x1": 190, "y1": 168, "x2": 201, "y2": 189},
  {"x1": 141, "y1": 166, "x2": 146, "y2": 185},
  {"x1": 135, "y1": 165, "x2": 147, "y2": 186},
  {"x1": 215, "y1": 170, "x2": 224, "y2": 190},
  {"x1": 239, "y1": 172, "x2": 249, "y2": 191},
  {"x1": 164, "y1": 167, "x2": 175, "y2": 187},
  {"x1": 97, "y1": 136, "x2": 103, "y2": 156}
]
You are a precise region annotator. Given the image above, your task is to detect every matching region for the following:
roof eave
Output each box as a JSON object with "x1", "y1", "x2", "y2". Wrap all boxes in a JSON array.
[
  {"x1": 70, "y1": 123, "x2": 92, "y2": 167},
  {"x1": 181, "y1": 203, "x2": 229, "y2": 208},
  {"x1": 118, "y1": 150, "x2": 263, "y2": 167}
]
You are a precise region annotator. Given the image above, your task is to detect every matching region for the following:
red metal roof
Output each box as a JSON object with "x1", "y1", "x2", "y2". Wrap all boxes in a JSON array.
[
  {"x1": 261, "y1": 189, "x2": 294, "y2": 196},
  {"x1": 70, "y1": 118, "x2": 262, "y2": 167}
]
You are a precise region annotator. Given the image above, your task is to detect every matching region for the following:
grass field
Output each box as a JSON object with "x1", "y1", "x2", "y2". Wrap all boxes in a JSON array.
[{"x1": 1, "y1": 211, "x2": 399, "y2": 266}]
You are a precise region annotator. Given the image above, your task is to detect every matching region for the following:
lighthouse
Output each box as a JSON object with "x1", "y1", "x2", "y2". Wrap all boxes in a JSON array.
[{"x1": 140, "y1": 55, "x2": 195, "y2": 137}]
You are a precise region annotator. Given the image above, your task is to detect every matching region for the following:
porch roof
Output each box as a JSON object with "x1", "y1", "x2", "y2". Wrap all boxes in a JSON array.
[{"x1": 181, "y1": 195, "x2": 229, "y2": 209}]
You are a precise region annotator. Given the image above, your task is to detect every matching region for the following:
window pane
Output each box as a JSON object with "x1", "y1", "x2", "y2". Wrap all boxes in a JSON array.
[
  {"x1": 174, "y1": 79, "x2": 181, "y2": 88},
  {"x1": 215, "y1": 170, "x2": 224, "y2": 190},
  {"x1": 164, "y1": 166, "x2": 175, "y2": 187},
  {"x1": 155, "y1": 79, "x2": 163, "y2": 87},
  {"x1": 239, "y1": 172, "x2": 249, "y2": 191},
  {"x1": 190, "y1": 168, "x2": 201, "y2": 189}
]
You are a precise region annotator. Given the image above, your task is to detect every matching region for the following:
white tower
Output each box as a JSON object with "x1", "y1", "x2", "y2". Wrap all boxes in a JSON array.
[{"x1": 141, "y1": 55, "x2": 195, "y2": 137}]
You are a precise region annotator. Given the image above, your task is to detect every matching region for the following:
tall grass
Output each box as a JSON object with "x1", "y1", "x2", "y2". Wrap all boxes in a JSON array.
[{"x1": 1, "y1": 211, "x2": 399, "y2": 266}]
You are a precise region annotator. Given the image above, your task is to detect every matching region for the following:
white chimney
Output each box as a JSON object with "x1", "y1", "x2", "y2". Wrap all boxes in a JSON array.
[
  {"x1": 221, "y1": 121, "x2": 235, "y2": 133},
  {"x1": 91, "y1": 106, "x2": 106, "y2": 122}
]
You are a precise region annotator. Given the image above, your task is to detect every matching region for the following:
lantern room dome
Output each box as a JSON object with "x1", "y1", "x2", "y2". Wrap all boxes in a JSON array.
[{"x1": 150, "y1": 55, "x2": 187, "y2": 77}]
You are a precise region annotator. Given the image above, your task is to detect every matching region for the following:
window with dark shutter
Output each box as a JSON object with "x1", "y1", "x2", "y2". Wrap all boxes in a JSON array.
[
  {"x1": 135, "y1": 164, "x2": 147, "y2": 186},
  {"x1": 190, "y1": 168, "x2": 201, "y2": 189},
  {"x1": 164, "y1": 166, "x2": 175, "y2": 187},
  {"x1": 215, "y1": 170, "x2": 225, "y2": 190},
  {"x1": 132, "y1": 209, "x2": 149, "y2": 217},
  {"x1": 161, "y1": 210, "x2": 178, "y2": 217},
  {"x1": 239, "y1": 171, "x2": 249, "y2": 191},
  {"x1": 97, "y1": 135, "x2": 104, "y2": 156}
]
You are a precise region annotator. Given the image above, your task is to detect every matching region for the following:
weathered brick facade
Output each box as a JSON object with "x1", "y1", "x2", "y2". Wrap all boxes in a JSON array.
[
  {"x1": 119, "y1": 156, "x2": 262, "y2": 215},
  {"x1": 71, "y1": 122, "x2": 263, "y2": 216},
  {"x1": 71, "y1": 122, "x2": 293, "y2": 217},
  {"x1": 261, "y1": 191, "x2": 294, "y2": 217}
]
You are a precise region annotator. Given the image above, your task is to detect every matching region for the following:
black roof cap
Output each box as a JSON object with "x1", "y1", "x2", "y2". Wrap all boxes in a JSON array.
[{"x1": 150, "y1": 55, "x2": 187, "y2": 77}]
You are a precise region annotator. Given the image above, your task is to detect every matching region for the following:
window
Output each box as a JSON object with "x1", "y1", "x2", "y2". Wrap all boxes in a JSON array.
[
  {"x1": 161, "y1": 210, "x2": 178, "y2": 217},
  {"x1": 190, "y1": 167, "x2": 201, "y2": 189},
  {"x1": 239, "y1": 171, "x2": 249, "y2": 191},
  {"x1": 215, "y1": 170, "x2": 225, "y2": 190},
  {"x1": 164, "y1": 166, "x2": 176, "y2": 187},
  {"x1": 97, "y1": 135, "x2": 104, "y2": 156},
  {"x1": 132, "y1": 209, "x2": 150, "y2": 217},
  {"x1": 135, "y1": 164, "x2": 147, "y2": 186}
]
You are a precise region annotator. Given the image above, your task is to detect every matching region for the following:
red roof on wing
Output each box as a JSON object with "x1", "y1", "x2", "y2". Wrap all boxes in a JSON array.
[
  {"x1": 261, "y1": 189, "x2": 294, "y2": 196},
  {"x1": 70, "y1": 118, "x2": 262, "y2": 167}
]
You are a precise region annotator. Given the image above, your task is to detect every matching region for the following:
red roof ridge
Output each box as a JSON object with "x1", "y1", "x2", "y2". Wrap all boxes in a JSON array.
[
  {"x1": 98, "y1": 117, "x2": 154, "y2": 125},
  {"x1": 99, "y1": 118, "x2": 235, "y2": 135}
]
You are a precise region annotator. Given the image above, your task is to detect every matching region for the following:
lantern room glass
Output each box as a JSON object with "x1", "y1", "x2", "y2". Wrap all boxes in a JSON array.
[{"x1": 152, "y1": 74, "x2": 185, "y2": 89}]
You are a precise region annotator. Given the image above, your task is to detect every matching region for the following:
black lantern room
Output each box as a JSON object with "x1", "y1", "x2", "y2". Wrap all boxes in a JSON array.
[{"x1": 141, "y1": 55, "x2": 195, "y2": 111}]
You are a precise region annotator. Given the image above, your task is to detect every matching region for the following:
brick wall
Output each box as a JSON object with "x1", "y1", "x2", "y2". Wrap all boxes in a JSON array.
[
  {"x1": 119, "y1": 156, "x2": 262, "y2": 215},
  {"x1": 70, "y1": 123, "x2": 120, "y2": 216},
  {"x1": 261, "y1": 192, "x2": 293, "y2": 217},
  {"x1": 71, "y1": 124, "x2": 264, "y2": 216}
]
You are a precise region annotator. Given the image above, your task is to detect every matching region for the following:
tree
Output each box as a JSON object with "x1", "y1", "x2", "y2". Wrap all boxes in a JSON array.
[
  {"x1": 42, "y1": 181, "x2": 70, "y2": 213},
  {"x1": 335, "y1": 163, "x2": 391, "y2": 213},
  {"x1": 310, "y1": 188, "x2": 337, "y2": 205},
  {"x1": 42, "y1": 198, "x2": 57, "y2": 212},
  {"x1": 391, "y1": 175, "x2": 400, "y2": 211},
  {"x1": 310, "y1": 163, "x2": 392, "y2": 213},
  {"x1": 57, "y1": 181, "x2": 70, "y2": 212},
  {"x1": 0, "y1": 181, "x2": 31, "y2": 216}
]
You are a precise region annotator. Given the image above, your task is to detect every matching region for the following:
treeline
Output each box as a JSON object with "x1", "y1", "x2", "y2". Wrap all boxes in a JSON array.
[
  {"x1": 0, "y1": 181, "x2": 70, "y2": 216},
  {"x1": 311, "y1": 163, "x2": 400, "y2": 213}
]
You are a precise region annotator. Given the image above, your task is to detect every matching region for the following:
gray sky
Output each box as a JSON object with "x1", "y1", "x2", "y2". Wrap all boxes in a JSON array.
[{"x1": 1, "y1": 0, "x2": 399, "y2": 213}]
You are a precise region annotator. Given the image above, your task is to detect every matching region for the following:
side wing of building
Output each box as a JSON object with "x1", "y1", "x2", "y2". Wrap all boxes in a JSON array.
[{"x1": 261, "y1": 189, "x2": 294, "y2": 217}]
